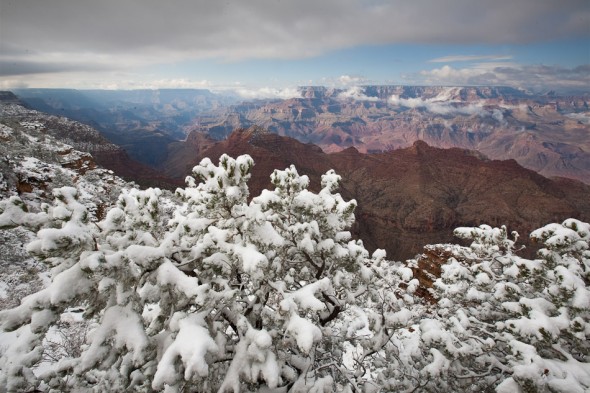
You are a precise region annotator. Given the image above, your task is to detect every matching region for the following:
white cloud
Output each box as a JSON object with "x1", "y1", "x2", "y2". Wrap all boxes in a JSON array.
[
  {"x1": 337, "y1": 86, "x2": 380, "y2": 101},
  {"x1": 420, "y1": 64, "x2": 501, "y2": 83},
  {"x1": 389, "y1": 93, "x2": 491, "y2": 117},
  {"x1": 0, "y1": 79, "x2": 30, "y2": 90},
  {"x1": 233, "y1": 87, "x2": 302, "y2": 100},
  {"x1": 141, "y1": 79, "x2": 212, "y2": 89},
  {"x1": 337, "y1": 75, "x2": 369, "y2": 87},
  {"x1": 93, "y1": 79, "x2": 213, "y2": 90}
]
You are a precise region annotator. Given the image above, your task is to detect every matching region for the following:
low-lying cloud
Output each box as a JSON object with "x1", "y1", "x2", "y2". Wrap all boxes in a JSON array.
[
  {"x1": 337, "y1": 86, "x2": 379, "y2": 101},
  {"x1": 389, "y1": 94, "x2": 504, "y2": 122},
  {"x1": 566, "y1": 113, "x2": 590, "y2": 125},
  {"x1": 389, "y1": 95, "x2": 482, "y2": 115},
  {"x1": 233, "y1": 87, "x2": 302, "y2": 100}
]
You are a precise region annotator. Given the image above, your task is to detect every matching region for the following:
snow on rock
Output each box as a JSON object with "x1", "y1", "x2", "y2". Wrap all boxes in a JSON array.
[{"x1": 0, "y1": 124, "x2": 13, "y2": 138}]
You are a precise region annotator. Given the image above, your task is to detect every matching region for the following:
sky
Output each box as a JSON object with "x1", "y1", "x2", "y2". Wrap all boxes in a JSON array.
[{"x1": 1, "y1": 0, "x2": 589, "y2": 96}]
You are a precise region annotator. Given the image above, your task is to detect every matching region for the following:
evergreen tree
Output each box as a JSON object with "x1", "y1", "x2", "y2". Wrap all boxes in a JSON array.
[
  {"x1": 0, "y1": 155, "x2": 412, "y2": 392},
  {"x1": 386, "y1": 222, "x2": 590, "y2": 392},
  {"x1": 1, "y1": 155, "x2": 588, "y2": 392}
]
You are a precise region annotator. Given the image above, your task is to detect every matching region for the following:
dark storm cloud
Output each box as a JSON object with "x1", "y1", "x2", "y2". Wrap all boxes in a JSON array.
[
  {"x1": 1, "y1": 0, "x2": 589, "y2": 74},
  {"x1": 0, "y1": 59, "x2": 118, "y2": 76},
  {"x1": 0, "y1": 41, "x2": 120, "y2": 76}
]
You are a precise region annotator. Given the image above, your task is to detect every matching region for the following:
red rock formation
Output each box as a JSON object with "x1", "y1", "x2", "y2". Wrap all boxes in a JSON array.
[
  {"x1": 162, "y1": 130, "x2": 217, "y2": 177},
  {"x1": 174, "y1": 127, "x2": 590, "y2": 261}
]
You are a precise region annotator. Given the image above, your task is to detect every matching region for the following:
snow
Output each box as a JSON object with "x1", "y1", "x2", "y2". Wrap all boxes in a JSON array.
[
  {"x1": 0, "y1": 124, "x2": 13, "y2": 138},
  {"x1": 0, "y1": 282, "x2": 7, "y2": 300},
  {"x1": 20, "y1": 121, "x2": 44, "y2": 130},
  {"x1": 153, "y1": 313, "x2": 218, "y2": 389},
  {"x1": 30, "y1": 309, "x2": 59, "y2": 334},
  {"x1": 496, "y1": 377, "x2": 522, "y2": 393},
  {"x1": 475, "y1": 272, "x2": 491, "y2": 285},
  {"x1": 233, "y1": 242, "x2": 268, "y2": 276},
  {"x1": 466, "y1": 287, "x2": 488, "y2": 301},
  {"x1": 126, "y1": 244, "x2": 165, "y2": 269},
  {"x1": 251, "y1": 220, "x2": 284, "y2": 247},
  {"x1": 156, "y1": 261, "x2": 207, "y2": 300},
  {"x1": 80, "y1": 305, "x2": 148, "y2": 371},
  {"x1": 422, "y1": 348, "x2": 450, "y2": 377},
  {"x1": 572, "y1": 287, "x2": 590, "y2": 310},
  {"x1": 398, "y1": 266, "x2": 413, "y2": 281},
  {"x1": 419, "y1": 319, "x2": 448, "y2": 346},
  {"x1": 218, "y1": 322, "x2": 280, "y2": 391},
  {"x1": 280, "y1": 277, "x2": 331, "y2": 313}
]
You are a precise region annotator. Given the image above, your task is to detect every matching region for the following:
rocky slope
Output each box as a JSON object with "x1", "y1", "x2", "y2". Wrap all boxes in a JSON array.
[
  {"x1": 193, "y1": 86, "x2": 590, "y2": 183},
  {"x1": 1, "y1": 92, "x2": 182, "y2": 189},
  {"x1": 176, "y1": 127, "x2": 590, "y2": 260},
  {"x1": 0, "y1": 95, "x2": 132, "y2": 309}
]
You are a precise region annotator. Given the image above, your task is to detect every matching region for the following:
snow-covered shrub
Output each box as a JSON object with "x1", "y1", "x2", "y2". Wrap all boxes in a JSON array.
[
  {"x1": 0, "y1": 155, "x2": 411, "y2": 392},
  {"x1": 395, "y1": 221, "x2": 590, "y2": 392},
  {"x1": 2, "y1": 153, "x2": 587, "y2": 393}
]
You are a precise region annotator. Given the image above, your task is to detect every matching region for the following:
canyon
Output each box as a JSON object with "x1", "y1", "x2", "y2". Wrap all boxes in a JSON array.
[
  {"x1": 6, "y1": 88, "x2": 590, "y2": 260},
  {"x1": 192, "y1": 86, "x2": 590, "y2": 184}
]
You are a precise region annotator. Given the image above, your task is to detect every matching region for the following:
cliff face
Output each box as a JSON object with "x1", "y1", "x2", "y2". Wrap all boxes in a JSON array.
[
  {"x1": 0, "y1": 91, "x2": 26, "y2": 106},
  {"x1": 330, "y1": 140, "x2": 585, "y2": 259},
  {"x1": 162, "y1": 130, "x2": 217, "y2": 177},
  {"x1": 92, "y1": 149, "x2": 183, "y2": 189},
  {"x1": 175, "y1": 127, "x2": 590, "y2": 261}
]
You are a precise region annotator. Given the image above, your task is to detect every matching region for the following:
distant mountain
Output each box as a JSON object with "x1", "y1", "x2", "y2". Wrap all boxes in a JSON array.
[
  {"x1": 192, "y1": 85, "x2": 590, "y2": 183},
  {"x1": 168, "y1": 127, "x2": 590, "y2": 260}
]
